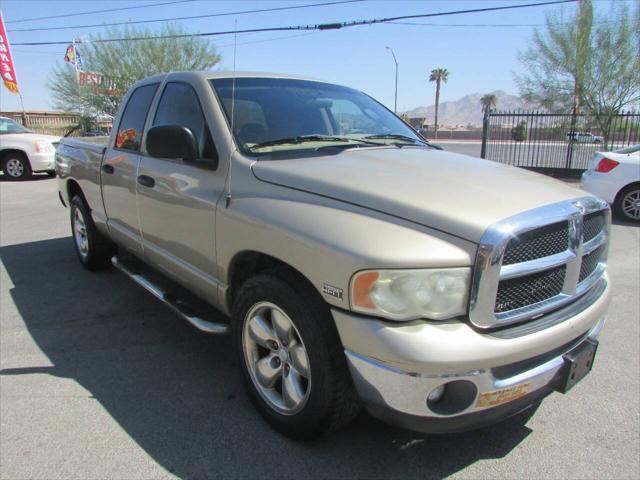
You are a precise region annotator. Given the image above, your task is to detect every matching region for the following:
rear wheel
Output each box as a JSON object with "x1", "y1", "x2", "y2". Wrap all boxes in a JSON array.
[
  {"x1": 233, "y1": 273, "x2": 360, "y2": 439},
  {"x1": 614, "y1": 184, "x2": 640, "y2": 223},
  {"x1": 2, "y1": 153, "x2": 32, "y2": 180},
  {"x1": 70, "y1": 195, "x2": 116, "y2": 270}
]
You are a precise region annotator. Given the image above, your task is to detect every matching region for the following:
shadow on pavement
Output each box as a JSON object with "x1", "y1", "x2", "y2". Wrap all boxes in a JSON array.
[{"x1": 0, "y1": 237, "x2": 534, "y2": 479}]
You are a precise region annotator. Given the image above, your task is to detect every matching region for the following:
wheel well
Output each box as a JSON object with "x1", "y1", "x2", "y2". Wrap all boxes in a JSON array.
[
  {"x1": 67, "y1": 179, "x2": 88, "y2": 207},
  {"x1": 227, "y1": 251, "x2": 322, "y2": 308},
  {"x1": 0, "y1": 149, "x2": 29, "y2": 166},
  {"x1": 615, "y1": 181, "x2": 640, "y2": 204}
]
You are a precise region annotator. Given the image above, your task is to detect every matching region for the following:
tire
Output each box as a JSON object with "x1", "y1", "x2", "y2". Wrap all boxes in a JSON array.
[
  {"x1": 2, "y1": 153, "x2": 32, "y2": 180},
  {"x1": 233, "y1": 273, "x2": 361, "y2": 439},
  {"x1": 70, "y1": 195, "x2": 116, "y2": 270},
  {"x1": 613, "y1": 184, "x2": 640, "y2": 223}
]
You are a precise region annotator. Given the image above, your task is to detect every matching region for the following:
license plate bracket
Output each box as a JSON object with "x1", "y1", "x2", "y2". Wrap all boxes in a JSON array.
[{"x1": 555, "y1": 338, "x2": 598, "y2": 394}]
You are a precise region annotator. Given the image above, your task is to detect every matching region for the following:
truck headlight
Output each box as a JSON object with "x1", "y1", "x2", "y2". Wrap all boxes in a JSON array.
[
  {"x1": 350, "y1": 268, "x2": 471, "y2": 321},
  {"x1": 35, "y1": 140, "x2": 54, "y2": 153}
]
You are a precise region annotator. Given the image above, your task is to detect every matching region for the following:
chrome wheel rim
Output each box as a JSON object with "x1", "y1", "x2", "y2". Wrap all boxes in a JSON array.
[
  {"x1": 5, "y1": 158, "x2": 24, "y2": 177},
  {"x1": 622, "y1": 190, "x2": 640, "y2": 220},
  {"x1": 73, "y1": 208, "x2": 89, "y2": 258},
  {"x1": 242, "y1": 301, "x2": 311, "y2": 415}
]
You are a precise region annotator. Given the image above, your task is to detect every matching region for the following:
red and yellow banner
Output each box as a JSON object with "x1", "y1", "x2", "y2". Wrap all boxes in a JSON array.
[{"x1": 0, "y1": 10, "x2": 19, "y2": 94}]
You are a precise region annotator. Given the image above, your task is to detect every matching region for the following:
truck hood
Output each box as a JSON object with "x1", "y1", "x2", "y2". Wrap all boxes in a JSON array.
[{"x1": 251, "y1": 147, "x2": 584, "y2": 243}]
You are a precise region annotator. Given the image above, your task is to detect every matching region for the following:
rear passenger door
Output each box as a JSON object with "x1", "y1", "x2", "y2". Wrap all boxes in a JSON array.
[
  {"x1": 102, "y1": 83, "x2": 158, "y2": 254},
  {"x1": 137, "y1": 81, "x2": 224, "y2": 304}
]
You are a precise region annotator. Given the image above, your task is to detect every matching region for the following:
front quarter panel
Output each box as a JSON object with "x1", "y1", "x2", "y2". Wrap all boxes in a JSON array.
[{"x1": 217, "y1": 189, "x2": 476, "y2": 310}]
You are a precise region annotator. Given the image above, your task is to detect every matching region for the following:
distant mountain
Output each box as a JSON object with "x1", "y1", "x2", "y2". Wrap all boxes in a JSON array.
[{"x1": 404, "y1": 90, "x2": 533, "y2": 127}]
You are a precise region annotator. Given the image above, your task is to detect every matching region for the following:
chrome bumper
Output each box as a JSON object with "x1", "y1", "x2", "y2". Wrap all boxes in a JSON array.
[{"x1": 333, "y1": 276, "x2": 610, "y2": 433}]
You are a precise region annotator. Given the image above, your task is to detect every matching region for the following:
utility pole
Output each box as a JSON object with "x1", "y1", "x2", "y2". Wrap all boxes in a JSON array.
[{"x1": 385, "y1": 46, "x2": 398, "y2": 113}]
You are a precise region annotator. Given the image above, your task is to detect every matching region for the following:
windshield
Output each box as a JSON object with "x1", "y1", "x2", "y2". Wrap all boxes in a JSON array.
[
  {"x1": 0, "y1": 118, "x2": 32, "y2": 134},
  {"x1": 210, "y1": 77, "x2": 427, "y2": 158}
]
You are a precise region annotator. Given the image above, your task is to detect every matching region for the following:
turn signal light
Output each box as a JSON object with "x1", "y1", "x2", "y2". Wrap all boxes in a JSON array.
[{"x1": 595, "y1": 158, "x2": 619, "y2": 173}]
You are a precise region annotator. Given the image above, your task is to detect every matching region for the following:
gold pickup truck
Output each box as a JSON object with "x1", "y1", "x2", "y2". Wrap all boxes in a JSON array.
[{"x1": 56, "y1": 72, "x2": 611, "y2": 439}]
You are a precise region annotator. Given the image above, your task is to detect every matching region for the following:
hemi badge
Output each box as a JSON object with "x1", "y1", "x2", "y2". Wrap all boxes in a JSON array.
[{"x1": 323, "y1": 283, "x2": 343, "y2": 301}]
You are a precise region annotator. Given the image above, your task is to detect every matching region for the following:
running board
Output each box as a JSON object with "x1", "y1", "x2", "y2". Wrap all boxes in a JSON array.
[{"x1": 111, "y1": 256, "x2": 229, "y2": 335}]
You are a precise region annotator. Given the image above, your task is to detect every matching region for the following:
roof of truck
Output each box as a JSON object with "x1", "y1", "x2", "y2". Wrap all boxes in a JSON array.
[{"x1": 136, "y1": 71, "x2": 338, "y2": 86}]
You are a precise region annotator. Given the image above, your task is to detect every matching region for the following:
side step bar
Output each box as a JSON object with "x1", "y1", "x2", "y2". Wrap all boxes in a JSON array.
[{"x1": 111, "y1": 256, "x2": 229, "y2": 335}]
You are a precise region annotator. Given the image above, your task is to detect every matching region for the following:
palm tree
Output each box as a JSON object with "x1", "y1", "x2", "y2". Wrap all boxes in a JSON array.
[
  {"x1": 428, "y1": 68, "x2": 449, "y2": 140},
  {"x1": 480, "y1": 93, "x2": 498, "y2": 115}
]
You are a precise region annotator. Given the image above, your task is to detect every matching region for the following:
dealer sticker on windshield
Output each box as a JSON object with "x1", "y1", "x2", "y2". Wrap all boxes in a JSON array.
[{"x1": 476, "y1": 382, "x2": 531, "y2": 408}]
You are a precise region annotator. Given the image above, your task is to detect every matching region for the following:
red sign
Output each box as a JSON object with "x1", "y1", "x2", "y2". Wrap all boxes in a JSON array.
[
  {"x1": 79, "y1": 71, "x2": 102, "y2": 87},
  {"x1": 0, "y1": 10, "x2": 19, "y2": 94}
]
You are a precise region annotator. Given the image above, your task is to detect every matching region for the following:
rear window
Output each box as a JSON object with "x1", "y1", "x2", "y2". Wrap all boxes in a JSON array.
[{"x1": 115, "y1": 83, "x2": 159, "y2": 152}]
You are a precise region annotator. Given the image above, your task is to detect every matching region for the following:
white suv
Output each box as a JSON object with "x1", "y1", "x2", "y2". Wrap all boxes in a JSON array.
[{"x1": 0, "y1": 116, "x2": 60, "y2": 180}]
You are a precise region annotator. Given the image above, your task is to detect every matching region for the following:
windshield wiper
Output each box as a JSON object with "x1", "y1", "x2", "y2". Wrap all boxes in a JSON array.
[
  {"x1": 250, "y1": 135, "x2": 349, "y2": 150},
  {"x1": 249, "y1": 135, "x2": 381, "y2": 150},
  {"x1": 364, "y1": 133, "x2": 428, "y2": 144}
]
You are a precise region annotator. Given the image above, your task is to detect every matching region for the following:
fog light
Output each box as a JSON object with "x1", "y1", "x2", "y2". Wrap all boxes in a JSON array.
[{"x1": 427, "y1": 384, "x2": 446, "y2": 404}]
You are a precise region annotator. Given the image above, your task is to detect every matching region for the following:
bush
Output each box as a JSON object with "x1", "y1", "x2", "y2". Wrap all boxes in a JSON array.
[{"x1": 511, "y1": 121, "x2": 528, "y2": 142}]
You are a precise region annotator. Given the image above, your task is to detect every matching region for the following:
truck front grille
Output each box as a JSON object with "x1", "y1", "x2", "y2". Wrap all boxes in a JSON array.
[
  {"x1": 502, "y1": 221, "x2": 569, "y2": 265},
  {"x1": 495, "y1": 265, "x2": 566, "y2": 313},
  {"x1": 579, "y1": 244, "x2": 606, "y2": 283},
  {"x1": 583, "y1": 211, "x2": 606, "y2": 243},
  {"x1": 469, "y1": 197, "x2": 610, "y2": 329}
]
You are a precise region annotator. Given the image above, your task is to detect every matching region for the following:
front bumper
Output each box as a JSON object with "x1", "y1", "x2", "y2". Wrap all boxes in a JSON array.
[
  {"x1": 29, "y1": 152, "x2": 56, "y2": 172},
  {"x1": 333, "y1": 275, "x2": 610, "y2": 434}
]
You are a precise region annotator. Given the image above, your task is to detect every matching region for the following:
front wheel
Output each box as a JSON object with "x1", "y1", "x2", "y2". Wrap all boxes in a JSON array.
[
  {"x1": 70, "y1": 196, "x2": 116, "y2": 270},
  {"x1": 614, "y1": 184, "x2": 640, "y2": 223},
  {"x1": 234, "y1": 273, "x2": 360, "y2": 439},
  {"x1": 2, "y1": 154, "x2": 32, "y2": 180}
]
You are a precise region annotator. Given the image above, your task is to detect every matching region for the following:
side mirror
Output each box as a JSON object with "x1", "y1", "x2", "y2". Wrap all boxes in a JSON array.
[{"x1": 146, "y1": 125, "x2": 198, "y2": 161}]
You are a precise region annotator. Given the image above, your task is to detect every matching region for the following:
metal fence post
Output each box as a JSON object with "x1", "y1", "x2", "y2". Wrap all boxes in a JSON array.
[{"x1": 480, "y1": 110, "x2": 490, "y2": 159}]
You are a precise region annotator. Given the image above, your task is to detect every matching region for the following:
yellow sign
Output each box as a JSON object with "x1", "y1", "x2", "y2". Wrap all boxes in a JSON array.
[{"x1": 476, "y1": 382, "x2": 531, "y2": 408}]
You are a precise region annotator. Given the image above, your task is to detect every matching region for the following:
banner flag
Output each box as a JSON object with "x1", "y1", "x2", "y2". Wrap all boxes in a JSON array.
[
  {"x1": 64, "y1": 43, "x2": 84, "y2": 71},
  {"x1": 0, "y1": 10, "x2": 19, "y2": 94}
]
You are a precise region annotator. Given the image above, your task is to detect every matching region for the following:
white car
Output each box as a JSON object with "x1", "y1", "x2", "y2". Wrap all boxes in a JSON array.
[
  {"x1": 581, "y1": 144, "x2": 640, "y2": 222},
  {"x1": 0, "y1": 116, "x2": 60, "y2": 180}
]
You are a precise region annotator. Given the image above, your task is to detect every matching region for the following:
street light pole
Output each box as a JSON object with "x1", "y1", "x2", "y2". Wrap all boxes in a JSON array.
[{"x1": 385, "y1": 46, "x2": 398, "y2": 113}]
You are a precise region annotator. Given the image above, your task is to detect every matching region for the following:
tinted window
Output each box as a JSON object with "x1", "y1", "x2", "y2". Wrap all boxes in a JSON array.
[
  {"x1": 154, "y1": 82, "x2": 209, "y2": 151},
  {"x1": 115, "y1": 83, "x2": 158, "y2": 151}
]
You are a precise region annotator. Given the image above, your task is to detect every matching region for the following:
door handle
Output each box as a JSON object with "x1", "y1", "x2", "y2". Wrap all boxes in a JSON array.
[
  {"x1": 137, "y1": 174, "x2": 155, "y2": 188},
  {"x1": 102, "y1": 164, "x2": 115, "y2": 174}
]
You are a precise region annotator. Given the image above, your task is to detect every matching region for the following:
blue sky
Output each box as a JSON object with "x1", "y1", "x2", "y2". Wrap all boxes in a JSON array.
[{"x1": 0, "y1": 0, "x2": 624, "y2": 112}]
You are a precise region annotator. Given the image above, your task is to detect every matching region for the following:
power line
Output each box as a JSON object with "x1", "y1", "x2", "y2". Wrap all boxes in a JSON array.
[
  {"x1": 388, "y1": 19, "x2": 615, "y2": 27},
  {"x1": 11, "y1": 31, "x2": 318, "y2": 56},
  {"x1": 7, "y1": 0, "x2": 365, "y2": 33},
  {"x1": 12, "y1": 0, "x2": 577, "y2": 46},
  {"x1": 6, "y1": 0, "x2": 196, "y2": 24}
]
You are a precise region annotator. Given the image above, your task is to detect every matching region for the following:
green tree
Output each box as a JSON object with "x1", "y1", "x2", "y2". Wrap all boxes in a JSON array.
[
  {"x1": 480, "y1": 93, "x2": 498, "y2": 114},
  {"x1": 511, "y1": 121, "x2": 528, "y2": 142},
  {"x1": 516, "y1": 1, "x2": 639, "y2": 147},
  {"x1": 47, "y1": 24, "x2": 221, "y2": 122},
  {"x1": 428, "y1": 68, "x2": 449, "y2": 140}
]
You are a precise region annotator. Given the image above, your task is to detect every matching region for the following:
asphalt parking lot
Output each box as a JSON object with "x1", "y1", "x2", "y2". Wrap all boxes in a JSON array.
[{"x1": 1, "y1": 175, "x2": 639, "y2": 480}]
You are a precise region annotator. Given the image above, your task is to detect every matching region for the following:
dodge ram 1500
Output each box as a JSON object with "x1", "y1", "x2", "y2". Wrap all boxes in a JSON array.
[{"x1": 56, "y1": 71, "x2": 611, "y2": 439}]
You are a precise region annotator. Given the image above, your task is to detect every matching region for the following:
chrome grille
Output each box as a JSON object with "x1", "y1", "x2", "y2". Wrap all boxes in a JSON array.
[
  {"x1": 495, "y1": 265, "x2": 566, "y2": 313},
  {"x1": 469, "y1": 197, "x2": 610, "y2": 329},
  {"x1": 583, "y1": 211, "x2": 605, "y2": 242},
  {"x1": 579, "y1": 244, "x2": 606, "y2": 283},
  {"x1": 502, "y1": 221, "x2": 569, "y2": 265}
]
